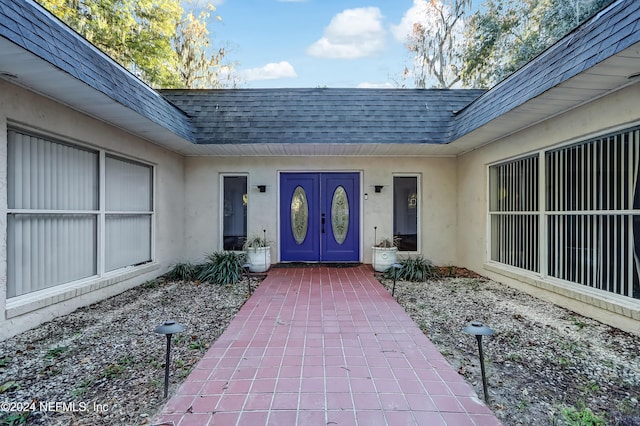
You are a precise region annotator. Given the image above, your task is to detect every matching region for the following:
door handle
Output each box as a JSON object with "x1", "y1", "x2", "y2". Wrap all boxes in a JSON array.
[{"x1": 321, "y1": 213, "x2": 325, "y2": 233}]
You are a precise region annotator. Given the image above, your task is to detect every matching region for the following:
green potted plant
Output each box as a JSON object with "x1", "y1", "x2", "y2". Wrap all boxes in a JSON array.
[
  {"x1": 243, "y1": 234, "x2": 271, "y2": 273},
  {"x1": 372, "y1": 236, "x2": 399, "y2": 272}
]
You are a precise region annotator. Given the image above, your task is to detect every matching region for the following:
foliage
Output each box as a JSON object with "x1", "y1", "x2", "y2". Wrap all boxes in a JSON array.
[
  {"x1": 462, "y1": 0, "x2": 614, "y2": 88},
  {"x1": 173, "y1": 4, "x2": 239, "y2": 89},
  {"x1": 559, "y1": 404, "x2": 606, "y2": 426},
  {"x1": 102, "y1": 357, "x2": 134, "y2": 379},
  {"x1": 402, "y1": 0, "x2": 472, "y2": 88},
  {"x1": 0, "y1": 381, "x2": 20, "y2": 394},
  {"x1": 385, "y1": 256, "x2": 437, "y2": 282},
  {"x1": 45, "y1": 346, "x2": 68, "y2": 359},
  {"x1": 0, "y1": 411, "x2": 31, "y2": 425},
  {"x1": 243, "y1": 235, "x2": 270, "y2": 250},
  {"x1": 188, "y1": 339, "x2": 208, "y2": 352},
  {"x1": 197, "y1": 251, "x2": 246, "y2": 285},
  {"x1": 38, "y1": 0, "x2": 183, "y2": 87},
  {"x1": 36, "y1": 0, "x2": 236, "y2": 89},
  {"x1": 142, "y1": 278, "x2": 161, "y2": 289},
  {"x1": 72, "y1": 378, "x2": 94, "y2": 397},
  {"x1": 165, "y1": 262, "x2": 198, "y2": 282},
  {"x1": 375, "y1": 237, "x2": 400, "y2": 248}
]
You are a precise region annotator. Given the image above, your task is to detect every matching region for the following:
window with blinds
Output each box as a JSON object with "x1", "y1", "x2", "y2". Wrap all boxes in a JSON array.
[
  {"x1": 546, "y1": 129, "x2": 640, "y2": 299},
  {"x1": 105, "y1": 156, "x2": 152, "y2": 271},
  {"x1": 489, "y1": 126, "x2": 640, "y2": 300},
  {"x1": 6, "y1": 129, "x2": 153, "y2": 298},
  {"x1": 489, "y1": 155, "x2": 539, "y2": 272}
]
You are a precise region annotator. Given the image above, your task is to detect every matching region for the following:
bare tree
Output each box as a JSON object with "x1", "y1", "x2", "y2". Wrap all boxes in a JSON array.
[
  {"x1": 404, "y1": 0, "x2": 472, "y2": 88},
  {"x1": 173, "y1": 4, "x2": 239, "y2": 89}
]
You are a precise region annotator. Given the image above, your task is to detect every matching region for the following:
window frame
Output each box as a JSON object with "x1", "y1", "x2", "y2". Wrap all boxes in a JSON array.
[
  {"x1": 392, "y1": 173, "x2": 421, "y2": 253},
  {"x1": 6, "y1": 127, "x2": 155, "y2": 299},
  {"x1": 487, "y1": 124, "x2": 640, "y2": 300},
  {"x1": 487, "y1": 153, "x2": 540, "y2": 272},
  {"x1": 104, "y1": 154, "x2": 154, "y2": 272},
  {"x1": 219, "y1": 173, "x2": 248, "y2": 252}
]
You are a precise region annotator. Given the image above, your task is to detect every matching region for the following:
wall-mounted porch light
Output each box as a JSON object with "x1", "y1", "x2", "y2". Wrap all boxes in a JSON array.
[
  {"x1": 257, "y1": 185, "x2": 267, "y2": 193},
  {"x1": 374, "y1": 185, "x2": 384, "y2": 193}
]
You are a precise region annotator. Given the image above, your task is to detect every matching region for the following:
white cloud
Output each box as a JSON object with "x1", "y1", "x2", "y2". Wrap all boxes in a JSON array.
[
  {"x1": 240, "y1": 61, "x2": 298, "y2": 81},
  {"x1": 357, "y1": 82, "x2": 394, "y2": 89},
  {"x1": 391, "y1": 0, "x2": 434, "y2": 42},
  {"x1": 307, "y1": 7, "x2": 386, "y2": 59}
]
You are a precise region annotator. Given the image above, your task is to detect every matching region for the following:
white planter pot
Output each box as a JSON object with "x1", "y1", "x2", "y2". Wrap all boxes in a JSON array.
[
  {"x1": 372, "y1": 247, "x2": 398, "y2": 272},
  {"x1": 246, "y1": 246, "x2": 271, "y2": 273}
]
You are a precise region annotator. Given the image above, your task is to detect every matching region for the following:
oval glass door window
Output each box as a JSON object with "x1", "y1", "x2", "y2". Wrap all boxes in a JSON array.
[
  {"x1": 331, "y1": 186, "x2": 349, "y2": 244},
  {"x1": 291, "y1": 186, "x2": 308, "y2": 245}
]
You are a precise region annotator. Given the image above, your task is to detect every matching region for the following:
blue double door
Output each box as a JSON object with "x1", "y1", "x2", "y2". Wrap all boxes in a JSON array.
[{"x1": 280, "y1": 172, "x2": 360, "y2": 262}]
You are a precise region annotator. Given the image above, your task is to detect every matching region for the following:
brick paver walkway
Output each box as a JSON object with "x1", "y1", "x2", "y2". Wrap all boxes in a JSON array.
[{"x1": 155, "y1": 266, "x2": 500, "y2": 425}]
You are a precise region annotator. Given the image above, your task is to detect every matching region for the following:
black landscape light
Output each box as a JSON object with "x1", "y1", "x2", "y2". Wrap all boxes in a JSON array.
[
  {"x1": 390, "y1": 263, "x2": 402, "y2": 298},
  {"x1": 242, "y1": 263, "x2": 253, "y2": 295},
  {"x1": 463, "y1": 321, "x2": 494, "y2": 403},
  {"x1": 154, "y1": 320, "x2": 185, "y2": 398}
]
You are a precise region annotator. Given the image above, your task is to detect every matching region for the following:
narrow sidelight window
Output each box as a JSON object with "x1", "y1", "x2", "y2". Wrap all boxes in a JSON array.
[
  {"x1": 393, "y1": 176, "x2": 419, "y2": 251},
  {"x1": 222, "y1": 176, "x2": 247, "y2": 250}
]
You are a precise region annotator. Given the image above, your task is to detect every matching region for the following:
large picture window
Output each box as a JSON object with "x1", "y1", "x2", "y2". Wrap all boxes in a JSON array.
[
  {"x1": 546, "y1": 130, "x2": 640, "y2": 298},
  {"x1": 7, "y1": 129, "x2": 153, "y2": 298},
  {"x1": 489, "y1": 126, "x2": 640, "y2": 300}
]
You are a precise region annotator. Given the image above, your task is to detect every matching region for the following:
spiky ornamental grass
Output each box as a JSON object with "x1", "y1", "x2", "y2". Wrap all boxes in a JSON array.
[
  {"x1": 385, "y1": 255, "x2": 438, "y2": 282},
  {"x1": 196, "y1": 251, "x2": 247, "y2": 285},
  {"x1": 165, "y1": 262, "x2": 198, "y2": 282}
]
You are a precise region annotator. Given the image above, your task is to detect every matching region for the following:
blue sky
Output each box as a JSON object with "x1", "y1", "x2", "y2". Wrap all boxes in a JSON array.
[{"x1": 206, "y1": 0, "x2": 478, "y2": 88}]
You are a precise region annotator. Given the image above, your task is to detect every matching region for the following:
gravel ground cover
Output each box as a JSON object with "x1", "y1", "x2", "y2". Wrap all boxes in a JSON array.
[
  {"x1": 0, "y1": 276, "x2": 259, "y2": 425},
  {"x1": 0, "y1": 267, "x2": 638, "y2": 425},
  {"x1": 379, "y1": 267, "x2": 640, "y2": 426}
]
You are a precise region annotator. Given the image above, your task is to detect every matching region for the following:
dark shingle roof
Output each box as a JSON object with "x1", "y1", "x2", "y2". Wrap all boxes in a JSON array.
[
  {"x1": 454, "y1": 0, "x2": 640, "y2": 139},
  {"x1": 0, "y1": 0, "x2": 194, "y2": 142},
  {"x1": 161, "y1": 88, "x2": 485, "y2": 145},
  {"x1": 1, "y1": 0, "x2": 638, "y2": 150}
]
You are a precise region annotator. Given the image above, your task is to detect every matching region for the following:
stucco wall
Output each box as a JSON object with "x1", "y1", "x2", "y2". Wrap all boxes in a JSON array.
[
  {"x1": 0, "y1": 81, "x2": 186, "y2": 340},
  {"x1": 456, "y1": 83, "x2": 640, "y2": 334},
  {"x1": 184, "y1": 156, "x2": 458, "y2": 266}
]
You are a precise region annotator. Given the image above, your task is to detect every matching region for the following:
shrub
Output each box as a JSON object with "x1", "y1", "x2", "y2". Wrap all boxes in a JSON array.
[
  {"x1": 197, "y1": 251, "x2": 246, "y2": 285},
  {"x1": 385, "y1": 256, "x2": 437, "y2": 282},
  {"x1": 165, "y1": 262, "x2": 198, "y2": 282}
]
